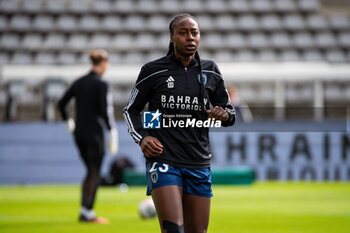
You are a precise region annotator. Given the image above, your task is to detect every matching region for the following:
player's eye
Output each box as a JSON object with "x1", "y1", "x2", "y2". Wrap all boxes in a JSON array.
[
  {"x1": 192, "y1": 31, "x2": 199, "y2": 36},
  {"x1": 179, "y1": 31, "x2": 186, "y2": 36}
]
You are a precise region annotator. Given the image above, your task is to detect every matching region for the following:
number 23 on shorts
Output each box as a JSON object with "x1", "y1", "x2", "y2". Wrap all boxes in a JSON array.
[{"x1": 149, "y1": 162, "x2": 169, "y2": 173}]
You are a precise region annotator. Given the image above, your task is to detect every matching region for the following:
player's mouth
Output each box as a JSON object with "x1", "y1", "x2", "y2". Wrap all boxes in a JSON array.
[{"x1": 185, "y1": 44, "x2": 197, "y2": 51}]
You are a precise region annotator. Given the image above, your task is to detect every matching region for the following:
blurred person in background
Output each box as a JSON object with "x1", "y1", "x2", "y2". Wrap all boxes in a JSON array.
[
  {"x1": 124, "y1": 14, "x2": 235, "y2": 233},
  {"x1": 57, "y1": 49, "x2": 118, "y2": 224},
  {"x1": 227, "y1": 83, "x2": 253, "y2": 123}
]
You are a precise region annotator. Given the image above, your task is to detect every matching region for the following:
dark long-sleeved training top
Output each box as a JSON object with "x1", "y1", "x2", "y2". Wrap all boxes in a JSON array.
[
  {"x1": 124, "y1": 55, "x2": 235, "y2": 169},
  {"x1": 58, "y1": 71, "x2": 115, "y2": 139}
]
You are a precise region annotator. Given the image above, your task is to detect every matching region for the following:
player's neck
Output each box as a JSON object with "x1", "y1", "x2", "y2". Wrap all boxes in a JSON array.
[
  {"x1": 174, "y1": 52, "x2": 195, "y2": 67},
  {"x1": 91, "y1": 66, "x2": 104, "y2": 76}
]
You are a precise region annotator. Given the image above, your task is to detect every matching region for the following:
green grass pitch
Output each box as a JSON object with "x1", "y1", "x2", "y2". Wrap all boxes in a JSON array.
[{"x1": 0, "y1": 182, "x2": 350, "y2": 233}]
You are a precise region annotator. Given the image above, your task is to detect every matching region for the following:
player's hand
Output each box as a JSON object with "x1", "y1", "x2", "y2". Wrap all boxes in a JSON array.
[
  {"x1": 65, "y1": 118, "x2": 75, "y2": 134},
  {"x1": 140, "y1": 136, "x2": 163, "y2": 158},
  {"x1": 206, "y1": 106, "x2": 229, "y2": 121},
  {"x1": 109, "y1": 128, "x2": 119, "y2": 156}
]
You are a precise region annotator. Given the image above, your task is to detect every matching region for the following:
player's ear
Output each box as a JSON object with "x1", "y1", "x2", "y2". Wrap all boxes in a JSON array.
[{"x1": 170, "y1": 34, "x2": 174, "y2": 43}]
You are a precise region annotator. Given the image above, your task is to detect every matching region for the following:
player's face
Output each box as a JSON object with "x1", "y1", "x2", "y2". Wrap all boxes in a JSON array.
[{"x1": 171, "y1": 17, "x2": 200, "y2": 57}]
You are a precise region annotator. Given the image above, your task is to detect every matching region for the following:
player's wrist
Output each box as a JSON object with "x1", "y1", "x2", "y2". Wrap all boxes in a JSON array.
[
  {"x1": 222, "y1": 112, "x2": 230, "y2": 121},
  {"x1": 139, "y1": 136, "x2": 148, "y2": 145}
]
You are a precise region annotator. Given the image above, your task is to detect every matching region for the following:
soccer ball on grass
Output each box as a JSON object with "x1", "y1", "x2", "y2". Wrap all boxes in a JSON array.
[{"x1": 138, "y1": 198, "x2": 157, "y2": 219}]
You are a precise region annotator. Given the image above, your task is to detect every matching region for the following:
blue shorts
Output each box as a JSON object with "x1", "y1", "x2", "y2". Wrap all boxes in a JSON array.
[{"x1": 146, "y1": 162, "x2": 213, "y2": 197}]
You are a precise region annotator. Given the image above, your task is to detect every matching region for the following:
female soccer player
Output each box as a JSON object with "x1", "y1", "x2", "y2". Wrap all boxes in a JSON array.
[
  {"x1": 58, "y1": 50, "x2": 118, "y2": 224},
  {"x1": 124, "y1": 14, "x2": 235, "y2": 232}
]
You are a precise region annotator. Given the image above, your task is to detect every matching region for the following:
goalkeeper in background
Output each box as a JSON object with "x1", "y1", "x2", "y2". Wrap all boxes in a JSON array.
[{"x1": 58, "y1": 49, "x2": 118, "y2": 224}]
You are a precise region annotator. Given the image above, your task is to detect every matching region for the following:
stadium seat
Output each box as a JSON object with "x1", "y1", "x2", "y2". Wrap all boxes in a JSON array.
[
  {"x1": 182, "y1": 0, "x2": 203, "y2": 13},
  {"x1": 22, "y1": 0, "x2": 43, "y2": 13},
  {"x1": 34, "y1": 53, "x2": 56, "y2": 65},
  {"x1": 205, "y1": 0, "x2": 227, "y2": 13},
  {"x1": 314, "y1": 32, "x2": 337, "y2": 48},
  {"x1": 338, "y1": 32, "x2": 350, "y2": 47},
  {"x1": 110, "y1": 34, "x2": 134, "y2": 51},
  {"x1": 44, "y1": 0, "x2": 66, "y2": 13},
  {"x1": 214, "y1": 15, "x2": 236, "y2": 31},
  {"x1": 247, "y1": 33, "x2": 270, "y2": 49},
  {"x1": 109, "y1": 53, "x2": 122, "y2": 64},
  {"x1": 280, "y1": 50, "x2": 300, "y2": 61},
  {"x1": 225, "y1": 33, "x2": 247, "y2": 49},
  {"x1": 302, "y1": 50, "x2": 323, "y2": 61},
  {"x1": 123, "y1": 52, "x2": 145, "y2": 64},
  {"x1": 134, "y1": 34, "x2": 157, "y2": 50},
  {"x1": 237, "y1": 14, "x2": 259, "y2": 31},
  {"x1": 67, "y1": 0, "x2": 91, "y2": 14},
  {"x1": 293, "y1": 32, "x2": 315, "y2": 48},
  {"x1": 229, "y1": 0, "x2": 251, "y2": 13},
  {"x1": 201, "y1": 33, "x2": 224, "y2": 50},
  {"x1": 283, "y1": 14, "x2": 305, "y2": 31},
  {"x1": 274, "y1": 0, "x2": 296, "y2": 12},
  {"x1": 0, "y1": 0, "x2": 20, "y2": 14},
  {"x1": 270, "y1": 32, "x2": 291, "y2": 49},
  {"x1": 306, "y1": 15, "x2": 329, "y2": 31},
  {"x1": 274, "y1": 0, "x2": 298, "y2": 13},
  {"x1": 56, "y1": 52, "x2": 77, "y2": 65},
  {"x1": 9, "y1": 15, "x2": 32, "y2": 32},
  {"x1": 346, "y1": 50, "x2": 350, "y2": 62},
  {"x1": 32, "y1": 15, "x2": 55, "y2": 32},
  {"x1": 0, "y1": 34, "x2": 21, "y2": 51},
  {"x1": 0, "y1": 53, "x2": 10, "y2": 65},
  {"x1": 258, "y1": 84, "x2": 275, "y2": 100},
  {"x1": 79, "y1": 15, "x2": 100, "y2": 32},
  {"x1": 91, "y1": 0, "x2": 111, "y2": 14},
  {"x1": 212, "y1": 50, "x2": 235, "y2": 62},
  {"x1": 156, "y1": 33, "x2": 171, "y2": 49},
  {"x1": 325, "y1": 84, "x2": 343, "y2": 101},
  {"x1": 198, "y1": 50, "x2": 211, "y2": 60},
  {"x1": 297, "y1": 0, "x2": 321, "y2": 12},
  {"x1": 123, "y1": 16, "x2": 145, "y2": 32},
  {"x1": 112, "y1": 88, "x2": 130, "y2": 104},
  {"x1": 43, "y1": 33, "x2": 66, "y2": 50},
  {"x1": 196, "y1": 15, "x2": 214, "y2": 32},
  {"x1": 88, "y1": 34, "x2": 110, "y2": 49},
  {"x1": 325, "y1": 49, "x2": 346, "y2": 63},
  {"x1": 76, "y1": 52, "x2": 90, "y2": 64},
  {"x1": 66, "y1": 34, "x2": 89, "y2": 51},
  {"x1": 56, "y1": 15, "x2": 78, "y2": 32},
  {"x1": 145, "y1": 51, "x2": 166, "y2": 62},
  {"x1": 100, "y1": 16, "x2": 123, "y2": 32},
  {"x1": 329, "y1": 15, "x2": 350, "y2": 30},
  {"x1": 251, "y1": 0, "x2": 273, "y2": 13},
  {"x1": 235, "y1": 50, "x2": 255, "y2": 61},
  {"x1": 21, "y1": 34, "x2": 43, "y2": 51},
  {"x1": 286, "y1": 84, "x2": 313, "y2": 102},
  {"x1": 0, "y1": 16, "x2": 8, "y2": 31},
  {"x1": 159, "y1": 0, "x2": 181, "y2": 13},
  {"x1": 146, "y1": 15, "x2": 169, "y2": 32},
  {"x1": 136, "y1": 0, "x2": 159, "y2": 14},
  {"x1": 113, "y1": 0, "x2": 135, "y2": 14},
  {"x1": 260, "y1": 14, "x2": 282, "y2": 31},
  {"x1": 11, "y1": 52, "x2": 32, "y2": 64},
  {"x1": 236, "y1": 85, "x2": 256, "y2": 102}
]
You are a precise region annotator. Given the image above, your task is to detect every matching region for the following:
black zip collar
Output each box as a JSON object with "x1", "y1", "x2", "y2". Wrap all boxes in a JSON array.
[
  {"x1": 167, "y1": 53, "x2": 198, "y2": 68},
  {"x1": 89, "y1": 70, "x2": 101, "y2": 79}
]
